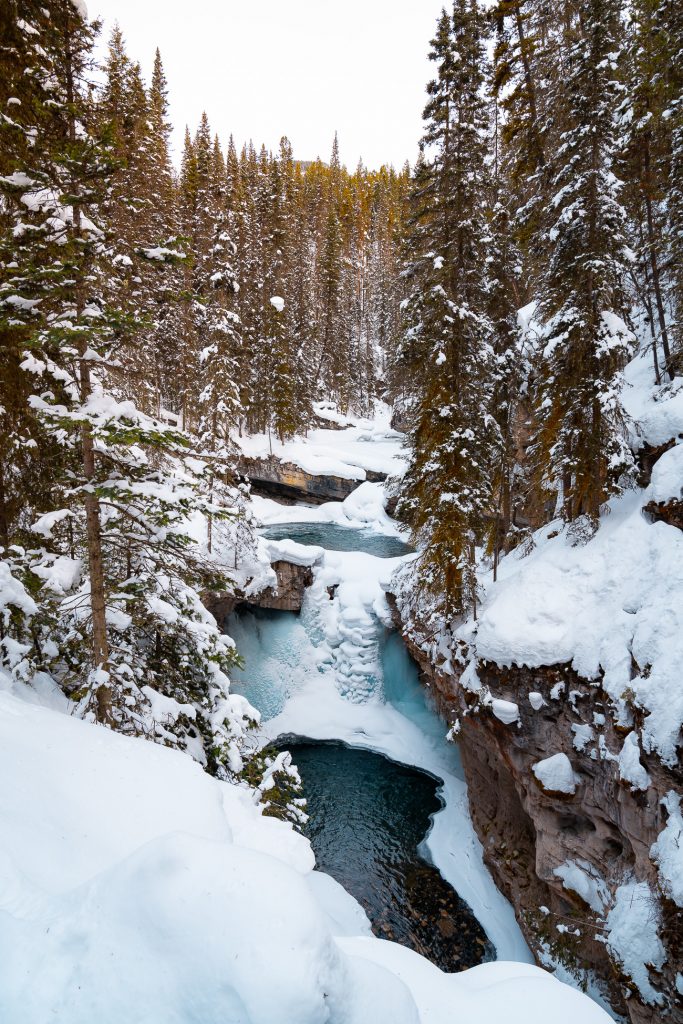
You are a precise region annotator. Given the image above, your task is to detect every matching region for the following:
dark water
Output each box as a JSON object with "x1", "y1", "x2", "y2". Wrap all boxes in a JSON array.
[
  {"x1": 261, "y1": 521, "x2": 413, "y2": 558},
  {"x1": 285, "y1": 739, "x2": 494, "y2": 972}
]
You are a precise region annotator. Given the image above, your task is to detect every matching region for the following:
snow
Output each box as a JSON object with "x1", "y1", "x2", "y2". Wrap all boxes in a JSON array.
[
  {"x1": 32, "y1": 553, "x2": 82, "y2": 595},
  {"x1": 336, "y1": 941, "x2": 611, "y2": 1024},
  {"x1": 252, "y1": 480, "x2": 404, "y2": 538},
  {"x1": 604, "y1": 880, "x2": 665, "y2": 1006},
  {"x1": 0, "y1": 685, "x2": 612, "y2": 1024},
  {"x1": 649, "y1": 441, "x2": 683, "y2": 503},
  {"x1": 532, "y1": 753, "x2": 579, "y2": 794},
  {"x1": 0, "y1": 412, "x2": 623, "y2": 1022},
  {"x1": 623, "y1": 352, "x2": 683, "y2": 448},
  {"x1": 617, "y1": 731, "x2": 651, "y2": 791},
  {"x1": 529, "y1": 691, "x2": 546, "y2": 711},
  {"x1": 460, "y1": 348, "x2": 683, "y2": 768},
  {"x1": 572, "y1": 722, "x2": 594, "y2": 752},
  {"x1": 491, "y1": 698, "x2": 520, "y2": 724},
  {"x1": 269, "y1": 295, "x2": 285, "y2": 312},
  {"x1": 475, "y1": 490, "x2": 683, "y2": 766},
  {"x1": 650, "y1": 790, "x2": 683, "y2": 908},
  {"x1": 553, "y1": 859, "x2": 608, "y2": 913},
  {"x1": 263, "y1": 536, "x2": 324, "y2": 567},
  {"x1": 0, "y1": 560, "x2": 37, "y2": 620},
  {"x1": 236, "y1": 404, "x2": 407, "y2": 481}
]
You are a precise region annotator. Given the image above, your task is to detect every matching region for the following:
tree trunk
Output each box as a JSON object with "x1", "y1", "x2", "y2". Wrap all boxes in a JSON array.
[{"x1": 64, "y1": 9, "x2": 111, "y2": 724}]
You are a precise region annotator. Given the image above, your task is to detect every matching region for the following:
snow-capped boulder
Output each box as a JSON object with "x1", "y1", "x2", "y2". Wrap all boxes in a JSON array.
[{"x1": 532, "y1": 753, "x2": 579, "y2": 795}]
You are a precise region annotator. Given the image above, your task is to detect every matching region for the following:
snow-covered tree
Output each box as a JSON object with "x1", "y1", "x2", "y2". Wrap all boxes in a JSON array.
[
  {"x1": 529, "y1": 0, "x2": 636, "y2": 525},
  {"x1": 398, "y1": 0, "x2": 498, "y2": 619}
]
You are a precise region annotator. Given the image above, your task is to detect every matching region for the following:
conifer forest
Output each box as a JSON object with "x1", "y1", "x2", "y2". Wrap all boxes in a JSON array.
[{"x1": 1, "y1": 2, "x2": 682, "y2": 1023}]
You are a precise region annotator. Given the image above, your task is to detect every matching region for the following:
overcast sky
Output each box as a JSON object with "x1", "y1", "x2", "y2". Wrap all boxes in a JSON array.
[{"x1": 90, "y1": 0, "x2": 449, "y2": 171}]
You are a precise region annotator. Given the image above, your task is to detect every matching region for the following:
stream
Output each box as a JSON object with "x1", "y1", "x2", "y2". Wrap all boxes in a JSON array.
[{"x1": 229, "y1": 519, "x2": 495, "y2": 972}]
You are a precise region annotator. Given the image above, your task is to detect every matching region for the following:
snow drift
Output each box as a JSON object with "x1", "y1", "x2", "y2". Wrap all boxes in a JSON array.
[{"x1": 0, "y1": 684, "x2": 612, "y2": 1024}]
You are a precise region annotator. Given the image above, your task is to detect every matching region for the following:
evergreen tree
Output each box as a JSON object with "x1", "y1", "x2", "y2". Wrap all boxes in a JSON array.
[
  {"x1": 399, "y1": 1, "x2": 498, "y2": 620},
  {"x1": 529, "y1": 0, "x2": 636, "y2": 525},
  {"x1": 0, "y1": 0, "x2": 253, "y2": 775}
]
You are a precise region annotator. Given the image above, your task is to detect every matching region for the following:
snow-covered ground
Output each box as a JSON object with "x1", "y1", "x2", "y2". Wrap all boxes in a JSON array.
[
  {"x1": 235, "y1": 401, "x2": 408, "y2": 481},
  {"x1": 0, "y1": 684, "x2": 611, "y2": 1024}
]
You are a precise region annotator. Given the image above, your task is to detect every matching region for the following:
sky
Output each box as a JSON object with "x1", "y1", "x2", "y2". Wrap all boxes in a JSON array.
[{"x1": 90, "y1": 0, "x2": 450, "y2": 171}]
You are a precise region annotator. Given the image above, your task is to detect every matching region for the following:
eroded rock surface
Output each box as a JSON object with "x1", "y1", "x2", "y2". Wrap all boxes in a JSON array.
[
  {"x1": 205, "y1": 559, "x2": 313, "y2": 624},
  {"x1": 237, "y1": 454, "x2": 385, "y2": 505},
  {"x1": 386, "y1": 594, "x2": 683, "y2": 1024}
]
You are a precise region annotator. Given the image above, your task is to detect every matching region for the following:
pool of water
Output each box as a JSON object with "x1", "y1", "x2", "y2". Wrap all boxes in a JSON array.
[
  {"x1": 282, "y1": 739, "x2": 493, "y2": 971},
  {"x1": 260, "y1": 521, "x2": 413, "y2": 558}
]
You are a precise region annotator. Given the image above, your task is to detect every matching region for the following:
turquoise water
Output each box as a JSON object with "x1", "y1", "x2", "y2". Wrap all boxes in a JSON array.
[
  {"x1": 261, "y1": 521, "x2": 413, "y2": 557},
  {"x1": 227, "y1": 607, "x2": 306, "y2": 720}
]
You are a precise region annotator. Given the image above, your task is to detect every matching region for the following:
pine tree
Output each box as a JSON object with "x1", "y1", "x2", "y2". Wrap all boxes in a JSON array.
[
  {"x1": 0, "y1": 1, "x2": 253, "y2": 776},
  {"x1": 529, "y1": 0, "x2": 636, "y2": 525},
  {"x1": 621, "y1": 0, "x2": 676, "y2": 382},
  {"x1": 663, "y1": 0, "x2": 683, "y2": 373},
  {"x1": 399, "y1": 1, "x2": 498, "y2": 620}
]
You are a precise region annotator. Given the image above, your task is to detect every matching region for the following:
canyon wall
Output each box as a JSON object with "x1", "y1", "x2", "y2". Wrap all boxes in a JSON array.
[{"x1": 387, "y1": 595, "x2": 682, "y2": 1024}]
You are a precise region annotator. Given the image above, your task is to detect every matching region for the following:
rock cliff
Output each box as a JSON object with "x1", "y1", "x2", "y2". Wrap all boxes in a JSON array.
[
  {"x1": 206, "y1": 559, "x2": 314, "y2": 625},
  {"x1": 237, "y1": 454, "x2": 386, "y2": 505},
  {"x1": 386, "y1": 594, "x2": 682, "y2": 1024}
]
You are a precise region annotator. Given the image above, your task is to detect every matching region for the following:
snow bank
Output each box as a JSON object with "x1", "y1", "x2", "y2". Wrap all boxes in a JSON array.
[
  {"x1": 0, "y1": 687, "x2": 612, "y2": 1024},
  {"x1": 475, "y1": 491, "x2": 683, "y2": 766},
  {"x1": 467, "y1": 349, "x2": 683, "y2": 768},
  {"x1": 623, "y1": 353, "x2": 683, "y2": 448},
  {"x1": 337, "y1": 940, "x2": 611, "y2": 1024},
  {"x1": 236, "y1": 404, "x2": 407, "y2": 481},
  {"x1": 649, "y1": 442, "x2": 683, "y2": 502}
]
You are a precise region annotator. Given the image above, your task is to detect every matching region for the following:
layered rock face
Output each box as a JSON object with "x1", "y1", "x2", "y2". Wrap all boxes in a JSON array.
[
  {"x1": 205, "y1": 559, "x2": 313, "y2": 624},
  {"x1": 237, "y1": 455, "x2": 386, "y2": 505},
  {"x1": 387, "y1": 596, "x2": 682, "y2": 1024}
]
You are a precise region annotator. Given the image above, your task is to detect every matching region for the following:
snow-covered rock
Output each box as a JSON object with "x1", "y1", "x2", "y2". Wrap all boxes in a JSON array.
[
  {"x1": 604, "y1": 880, "x2": 666, "y2": 1007},
  {"x1": 617, "y1": 731, "x2": 651, "y2": 792},
  {"x1": 650, "y1": 790, "x2": 683, "y2": 908},
  {"x1": 649, "y1": 441, "x2": 683, "y2": 503},
  {"x1": 553, "y1": 859, "x2": 608, "y2": 913},
  {"x1": 264, "y1": 537, "x2": 324, "y2": 568},
  {"x1": 532, "y1": 753, "x2": 579, "y2": 795},
  {"x1": 491, "y1": 698, "x2": 520, "y2": 725},
  {"x1": 475, "y1": 490, "x2": 683, "y2": 767}
]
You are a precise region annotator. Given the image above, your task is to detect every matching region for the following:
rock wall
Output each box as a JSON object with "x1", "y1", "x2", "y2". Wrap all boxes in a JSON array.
[
  {"x1": 205, "y1": 559, "x2": 313, "y2": 625},
  {"x1": 237, "y1": 454, "x2": 385, "y2": 505},
  {"x1": 386, "y1": 595, "x2": 682, "y2": 1024}
]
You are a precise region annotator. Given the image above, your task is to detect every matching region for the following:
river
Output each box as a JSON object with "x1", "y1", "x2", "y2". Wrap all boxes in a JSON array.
[{"x1": 227, "y1": 509, "x2": 530, "y2": 969}]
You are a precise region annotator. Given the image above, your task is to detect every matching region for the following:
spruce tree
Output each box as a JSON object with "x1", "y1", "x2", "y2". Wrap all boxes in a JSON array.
[
  {"x1": 529, "y1": 0, "x2": 636, "y2": 525},
  {"x1": 399, "y1": 1, "x2": 498, "y2": 620},
  {"x1": 0, "y1": 1, "x2": 253, "y2": 776}
]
